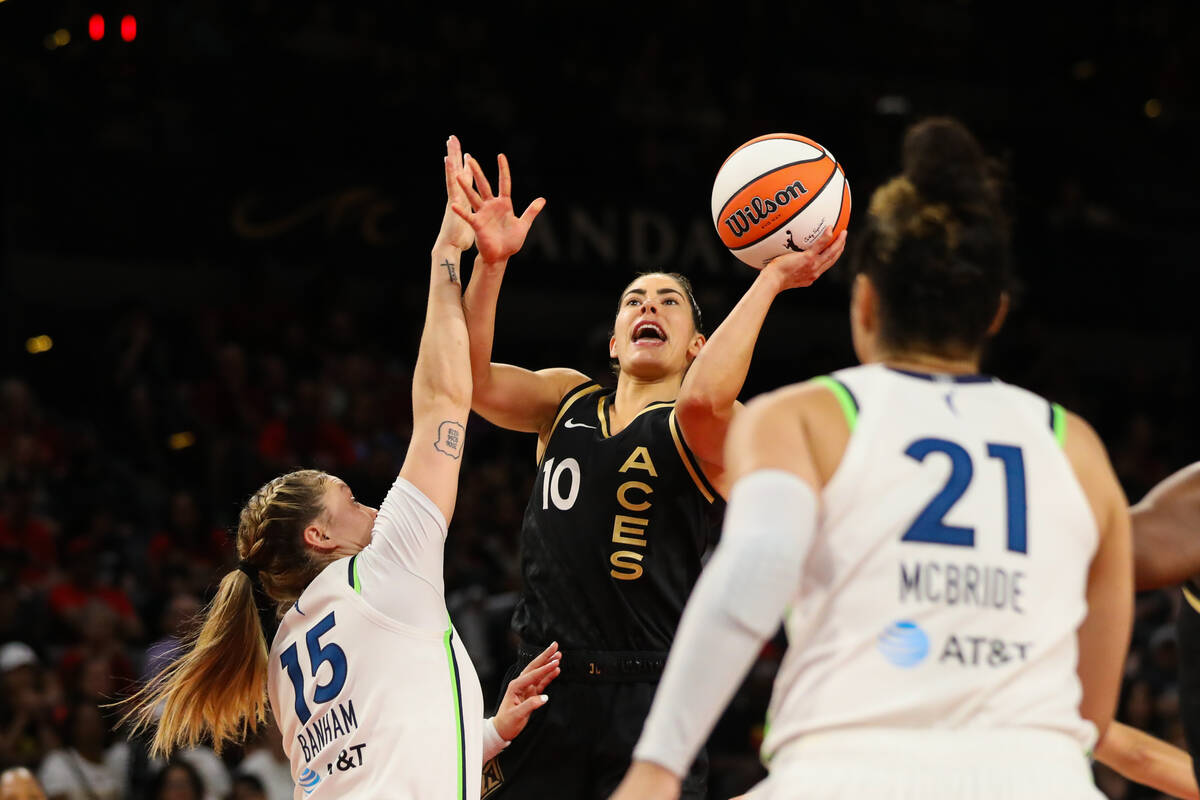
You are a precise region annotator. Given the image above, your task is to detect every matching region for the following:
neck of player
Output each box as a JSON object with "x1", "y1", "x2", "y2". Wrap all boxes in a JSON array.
[
  {"x1": 879, "y1": 349, "x2": 982, "y2": 376},
  {"x1": 611, "y1": 372, "x2": 684, "y2": 429}
]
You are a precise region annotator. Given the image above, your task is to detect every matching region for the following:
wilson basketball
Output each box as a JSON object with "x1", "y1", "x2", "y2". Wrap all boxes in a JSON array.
[{"x1": 711, "y1": 133, "x2": 851, "y2": 268}]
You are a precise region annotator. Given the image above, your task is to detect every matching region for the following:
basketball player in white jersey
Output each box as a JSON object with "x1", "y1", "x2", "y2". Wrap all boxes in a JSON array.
[
  {"x1": 611, "y1": 117, "x2": 1136, "y2": 799},
  {"x1": 120, "y1": 136, "x2": 561, "y2": 799}
]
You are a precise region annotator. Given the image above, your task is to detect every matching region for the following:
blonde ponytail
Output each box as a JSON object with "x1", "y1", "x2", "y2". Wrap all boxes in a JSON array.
[{"x1": 118, "y1": 469, "x2": 332, "y2": 756}]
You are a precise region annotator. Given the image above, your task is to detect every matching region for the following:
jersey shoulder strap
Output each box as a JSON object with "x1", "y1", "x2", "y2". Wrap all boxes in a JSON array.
[{"x1": 809, "y1": 374, "x2": 859, "y2": 431}]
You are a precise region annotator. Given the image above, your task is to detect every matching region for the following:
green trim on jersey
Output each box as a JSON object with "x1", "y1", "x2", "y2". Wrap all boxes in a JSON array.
[
  {"x1": 1051, "y1": 403, "x2": 1067, "y2": 448},
  {"x1": 349, "y1": 555, "x2": 362, "y2": 594},
  {"x1": 443, "y1": 626, "x2": 466, "y2": 800},
  {"x1": 812, "y1": 375, "x2": 859, "y2": 431}
]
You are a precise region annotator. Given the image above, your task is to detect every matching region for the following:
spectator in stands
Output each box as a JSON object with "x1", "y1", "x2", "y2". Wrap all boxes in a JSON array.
[
  {"x1": 0, "y1": 643, "x2": 59, "y2": 771},
  {"x1": 36, "y1": 701, "x2": 120, "y2": 800},
  {"x1": 144, "y1": 759, "x2": 204, "y2": 800},
  {"x1": 0, "y1": 767, "x2": 47, "y2": 800}
]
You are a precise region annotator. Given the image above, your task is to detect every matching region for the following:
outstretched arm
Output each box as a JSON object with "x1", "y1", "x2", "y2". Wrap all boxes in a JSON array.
[
  {"x1": 456, "y1": 156, "x2": 586, "y2": 438},
  {"x1": 1130, "y1": 462, "x2": 1200, "y2": 591},
  {"x1": 1095, "y1": 721, "x2": 1198, "y2": 800},
  {"x1": 675, "y1": 229, "x2": 846, "y2": 496},
  {"x1": 397, "y1": 136, "x2": 476, "y2": 525}
]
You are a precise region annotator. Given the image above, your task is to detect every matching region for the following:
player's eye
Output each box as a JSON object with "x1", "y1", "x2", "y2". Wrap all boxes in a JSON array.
[
  {"x1": 664, "y1": 297, "x2": 678, "y2": 305},
  {"x1": 625, "y1": 297, "x2": 640, "y2": 306}
]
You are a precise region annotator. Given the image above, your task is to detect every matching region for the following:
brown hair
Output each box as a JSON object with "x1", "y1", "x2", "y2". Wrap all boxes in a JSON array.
[
  {"x1": 850, "y1": 117, "x2": 1013, "y2": 355},
  {"x1": 117, "y1": 469, "x2": 332, "y2": 756}
]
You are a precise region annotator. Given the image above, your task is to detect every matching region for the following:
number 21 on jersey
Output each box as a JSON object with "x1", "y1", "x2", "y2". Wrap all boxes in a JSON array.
[{"x1": 902, "y1": 437, "x2": 1027, "y2": 553}]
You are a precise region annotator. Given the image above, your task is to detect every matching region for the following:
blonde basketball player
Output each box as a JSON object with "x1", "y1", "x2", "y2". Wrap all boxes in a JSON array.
[
  {"x1": 119, "y1": 136, "x2": 560, "y2": 800},
  {"x1": 612, "y1": 118, "x2": 1135, "y2": 800}
]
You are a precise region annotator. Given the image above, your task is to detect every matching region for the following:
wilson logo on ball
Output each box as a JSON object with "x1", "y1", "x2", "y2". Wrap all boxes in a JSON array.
[
  {"x1": 722, "y1": 179, "x2": 810, "y2": 238},
  {"x1": 711, "y1": 132, "x2": 851, "y2": 269}
]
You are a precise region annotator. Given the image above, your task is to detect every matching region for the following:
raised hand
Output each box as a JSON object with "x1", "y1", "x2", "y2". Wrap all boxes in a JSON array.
[
  {"x1": 761, "y1": 228, "x2": 848, "y2": 291},
  {"x1": 452, "y1": 153, "x2": 546, "y2": 265},
  {"x1": 435, "y1": 135, "x2": 475, "y2": 252},
  {"x1": 492, "y1": 642, "x2": 560, "y2": 742}
]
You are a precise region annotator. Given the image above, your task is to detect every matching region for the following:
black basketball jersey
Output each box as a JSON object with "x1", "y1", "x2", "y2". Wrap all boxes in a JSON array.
[{"x1": 511, "y1": 380, "x2": 724, "y2": 652}]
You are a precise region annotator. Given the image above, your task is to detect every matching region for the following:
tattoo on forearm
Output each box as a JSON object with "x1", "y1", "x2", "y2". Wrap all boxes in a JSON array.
[
  {"x1": 441, "y1": 259, "x2": 458, "y2": 283},
  {"x1": 434, "y1": 420, "x2": 465, "y2": 458}
]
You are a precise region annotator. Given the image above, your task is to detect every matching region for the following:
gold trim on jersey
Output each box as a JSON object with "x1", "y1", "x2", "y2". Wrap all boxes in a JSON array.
[
  {"x1": 598, "y1": 396, "x2": 675, "y2": 439},
  {"x1": 549, "y1": 383, "x2": 603, "y2": 435},
  {"x1": 1184, "y1": 585, "x2": 1200, "y2": 616},
  {"x1": 668, "y1": 409, "x2": 716, "y2": 504}
]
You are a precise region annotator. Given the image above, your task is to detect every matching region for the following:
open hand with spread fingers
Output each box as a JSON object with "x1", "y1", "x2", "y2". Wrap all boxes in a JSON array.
[
  {"x1": 761, "y1": 228, "x2": 848, "y2": 291},
  {"x1": 493, "y1": 641, "x2": 561, "y2": 742},
  {"x1": 451, "y1": 153, "x2": 546, "y2": 265},
  {"x1": 435, "y1": 134, "x2": 475, "y2": 253}
]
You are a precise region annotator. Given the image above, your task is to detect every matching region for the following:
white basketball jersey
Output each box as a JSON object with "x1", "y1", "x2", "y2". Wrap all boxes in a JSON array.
[
  {"x1": 761, "y1": 364, "x2": 1098, "y2": 763},
  {"x1": 267, "y1": 482, "x2": 484, "y2": 799}
]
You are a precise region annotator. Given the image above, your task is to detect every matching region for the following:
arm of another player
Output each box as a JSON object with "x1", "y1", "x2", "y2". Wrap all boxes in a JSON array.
[
  {"x1": 1130, "y1": 462, "x2": 1200, "y2": 591},
  {"x1": 1062, "y1": 412, "x2": 1134, "y2": 747},
  {"x1": 455, "y1": 155, "x2": 587, "y2": 435},
  {"x1": 611, "y1": 383, "x2": 840, "y2": 800},
  {"x1": 675, "y1": 229, "x2": 845, "y2": 496},
  {"x1": 1094, "y1": 721, "x2": 1199, "y2": 800},
  {"x1": 396, "y1": 137, "x2": 477, "y2": 525}
]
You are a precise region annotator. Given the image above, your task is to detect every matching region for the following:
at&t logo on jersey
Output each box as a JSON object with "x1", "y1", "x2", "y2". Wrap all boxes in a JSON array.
[
  {"x1": 297, "y1": 767, "x2": 321, "y2": 795},
  {"x1": 877, "y1": 620, "x2": 929, "y2": 667}
]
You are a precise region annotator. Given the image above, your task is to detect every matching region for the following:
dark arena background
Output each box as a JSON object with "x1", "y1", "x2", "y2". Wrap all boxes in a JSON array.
[{"x1": 1, "y1": 1, "x2": 1198, "y2": 798}]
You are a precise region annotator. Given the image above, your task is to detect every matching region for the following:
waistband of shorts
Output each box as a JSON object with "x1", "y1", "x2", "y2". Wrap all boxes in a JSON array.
[
  {"x1": 771, "y1": 727, "x2": 1092, "y2": 766},
  {"x1": 518, "y1": 641, "x2": 667, "y2": 683}
]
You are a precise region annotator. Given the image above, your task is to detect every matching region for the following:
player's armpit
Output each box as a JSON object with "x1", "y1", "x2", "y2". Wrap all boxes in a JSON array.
[{"x1": 1095, "y1": 721, "x2": 1199, "y2": 800}]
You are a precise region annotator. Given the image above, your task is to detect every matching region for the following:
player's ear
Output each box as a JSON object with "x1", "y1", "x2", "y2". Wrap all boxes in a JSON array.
[
  {"x1": 609, "y1": 334, "x2": 617, "y2": 360},
  {"x1": 303, "y1": 523, "x2": 334, "y2": 552},
  {"x1": 686, "y1": 333, "x2": 706, "y2": 362}
]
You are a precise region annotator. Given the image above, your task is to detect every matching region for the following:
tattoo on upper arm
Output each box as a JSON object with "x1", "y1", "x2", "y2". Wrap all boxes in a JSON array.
[
  {"x1": 435, "y1": 420, "x2": 465, "y2": 458},
  {"x1": 441, "y1": 259, "x2": 458, "y2": 284}
]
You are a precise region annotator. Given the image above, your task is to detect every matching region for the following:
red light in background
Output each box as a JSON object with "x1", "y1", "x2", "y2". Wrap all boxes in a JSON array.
[
  {"x1": 88, "y1": 13, "x2": 104, "y2": 40},
  {"x1": 120, "y1": 15, "x2": 136, "y2": 41}
]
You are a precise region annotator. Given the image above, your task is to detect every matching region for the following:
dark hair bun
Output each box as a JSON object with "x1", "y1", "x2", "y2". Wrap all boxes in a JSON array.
[{"x1": 902, "y1": 117, "x2": 1003, "y2": 223}]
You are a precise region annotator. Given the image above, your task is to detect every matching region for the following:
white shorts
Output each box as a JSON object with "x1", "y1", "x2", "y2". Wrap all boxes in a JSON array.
[{"x1": 748, "y1": 728, "x2": 1102, "y2": 800}]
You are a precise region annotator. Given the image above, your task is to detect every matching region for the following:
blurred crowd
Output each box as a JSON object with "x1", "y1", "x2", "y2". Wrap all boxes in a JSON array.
[{"x1": 0, "y1": 275, "x2": 1193, "y2": 799}]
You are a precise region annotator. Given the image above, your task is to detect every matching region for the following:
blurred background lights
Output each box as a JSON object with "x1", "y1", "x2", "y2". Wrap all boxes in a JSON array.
[
  {"x1": 88, "y1": 13, "x2": 104, "y2": 41},
  {"x1": 120, "y1": 15, "x2": 136, "y2": 42},
  {"x1": 1145, "y1": 98, "x2": 1163, "y2": 119},
  {"x1": 25, "y1": 335, "x2": 53, "y2": 354},
  {"x1": 168, "y1": 431, "x2": 197, "y2": 450}
]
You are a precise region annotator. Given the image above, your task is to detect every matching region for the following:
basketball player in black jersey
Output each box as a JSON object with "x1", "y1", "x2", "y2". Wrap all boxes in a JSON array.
[{"x1": 448, "y1": 152, "x2": 846, "y2": 799}]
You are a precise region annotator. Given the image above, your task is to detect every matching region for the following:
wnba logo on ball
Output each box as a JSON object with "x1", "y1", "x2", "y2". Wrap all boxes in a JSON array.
[
  {"x1": 877, "y1": 620, "x2": 930, "y2": 668},
  {"x1": 722, "y1": 180, "x2": 809, "y2": 238}
]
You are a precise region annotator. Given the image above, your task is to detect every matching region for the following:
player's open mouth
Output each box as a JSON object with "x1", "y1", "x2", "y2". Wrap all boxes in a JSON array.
[{"x1": 632, "y1": 321, "x2": 667, "y2": 346}]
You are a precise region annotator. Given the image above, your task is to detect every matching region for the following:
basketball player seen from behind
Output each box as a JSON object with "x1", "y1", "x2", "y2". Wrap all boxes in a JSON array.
[
  {"x1": 450, "y1": 151, "x2": 845, "y2": 799},
  {"x1": 613, "y1": 117, "x2": 1136, "y2": 799}
]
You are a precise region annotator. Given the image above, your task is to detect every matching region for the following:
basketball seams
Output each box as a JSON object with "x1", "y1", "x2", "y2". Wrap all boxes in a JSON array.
[
  {"x1": 725, "y1": 159, "x2": 843, "y2": 252},
  {"x1": 715, "y1": 156, "x2": 834, "y2": 223},
  {"x1": 718, "y1": 133, "x2": 825, "y2": 170}
]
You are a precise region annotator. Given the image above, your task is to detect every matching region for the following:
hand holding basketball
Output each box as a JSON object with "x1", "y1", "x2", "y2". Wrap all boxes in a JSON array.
[
  {"x1": 451, "y1": 154, "x2": 546, "y2": 265},
  {"x1": 435, "y1": 135, "x2": 475, "y2": 252},
  {"x1": 761, "y1": 228, "x2": 848, "y2": 292}
]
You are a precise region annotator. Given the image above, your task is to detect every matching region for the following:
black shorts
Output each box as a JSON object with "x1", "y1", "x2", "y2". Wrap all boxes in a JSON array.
[
  {"x1": 1178, "y1": 585, "x2": 1200, "y2": 787},
  {"x1": 482, "y1": 657, "x2": 708, "y2": 800}
]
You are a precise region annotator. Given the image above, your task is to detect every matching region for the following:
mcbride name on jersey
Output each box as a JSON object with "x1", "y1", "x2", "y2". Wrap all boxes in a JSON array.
[
  {"x1": 512, "y1": 381, "x2": 723, "y2": 652},
  {"x1": 762, "y1": 365, "x2": 1099, "y2": 762}
]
